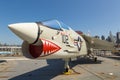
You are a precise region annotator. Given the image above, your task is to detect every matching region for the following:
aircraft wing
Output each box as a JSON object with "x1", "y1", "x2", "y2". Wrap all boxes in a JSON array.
[{"x1": 82, "y1": 35, "x2": 114, "y2": 50}]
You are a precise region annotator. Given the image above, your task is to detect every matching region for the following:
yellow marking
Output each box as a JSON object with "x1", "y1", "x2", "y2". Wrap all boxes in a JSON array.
[{"x1": 63, "y1": 69, "x2": 80, "y2": 75}]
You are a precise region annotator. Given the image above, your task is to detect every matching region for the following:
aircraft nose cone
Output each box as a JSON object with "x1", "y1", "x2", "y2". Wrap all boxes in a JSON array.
[{"x1": 8, "y1": 23, "x2": 39, "y2": 44}]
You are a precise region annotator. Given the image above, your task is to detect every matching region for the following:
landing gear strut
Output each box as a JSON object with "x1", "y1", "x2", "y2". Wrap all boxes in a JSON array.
[
  {"x1": 87, "y1": 48, "x2": 97, "y2": 62},
  {"x1": 63, "y1": 58, "x2": 81, "y2": 75},
  {"x1": 63, "y1": 59, "x2": 72, "y2": 74}
]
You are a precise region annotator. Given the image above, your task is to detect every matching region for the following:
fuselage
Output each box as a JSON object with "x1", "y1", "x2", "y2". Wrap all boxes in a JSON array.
[{"x1": 9, "y1": 20, "x2": 87, "y2": 59}]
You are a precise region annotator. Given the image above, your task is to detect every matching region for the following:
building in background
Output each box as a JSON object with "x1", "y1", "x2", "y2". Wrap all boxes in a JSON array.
[
  {"x1": 0, "y1": 45, "x2": 22, "y2": 56},
  {"x1": 116, "y1": 32, "x2": 120, "y2": 44}
]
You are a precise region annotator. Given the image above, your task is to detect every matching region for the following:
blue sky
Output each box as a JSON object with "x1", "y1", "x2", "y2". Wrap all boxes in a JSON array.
[{"x1": 0, "y1": 0, "x2": 120, "y2": 44}]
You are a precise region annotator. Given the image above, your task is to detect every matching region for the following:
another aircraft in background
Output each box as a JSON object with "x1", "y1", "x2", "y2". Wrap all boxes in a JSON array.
[{"x1": 8, "y1": 19, "x2": 114, "y2": 74}]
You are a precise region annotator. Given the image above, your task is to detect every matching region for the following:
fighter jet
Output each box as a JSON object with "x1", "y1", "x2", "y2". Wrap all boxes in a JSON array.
[{"x1": 8, "y1": 19, "x2": 114, "y2": 74}]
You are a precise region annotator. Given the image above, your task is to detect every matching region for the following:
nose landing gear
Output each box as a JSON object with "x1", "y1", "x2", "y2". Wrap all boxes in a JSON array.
[{"x1": 63, "y1": 59, "x2": 80, "y2": 75}]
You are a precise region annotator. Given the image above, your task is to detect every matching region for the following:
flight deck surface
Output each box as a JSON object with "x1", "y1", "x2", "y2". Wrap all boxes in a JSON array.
[{"x1": 0, "y1": 56, "x2": 120, "y2": 80}]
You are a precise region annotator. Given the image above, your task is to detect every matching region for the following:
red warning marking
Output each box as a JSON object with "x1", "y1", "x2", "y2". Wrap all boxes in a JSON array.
[
  {"x1": 41, "y1": 39, "x2": 61, "y2": 56},
  {"x1": 29, "y1": 39, "x2": 61, "y2": 58}
]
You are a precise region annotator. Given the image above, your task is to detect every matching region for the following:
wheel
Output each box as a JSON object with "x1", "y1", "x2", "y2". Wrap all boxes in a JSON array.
[
  {"x1": 94, "y1": 57, "x2": 97, "y2": 62},
  {"x1": 65, "y1": 68, "x2": 69, "y2": 72}
]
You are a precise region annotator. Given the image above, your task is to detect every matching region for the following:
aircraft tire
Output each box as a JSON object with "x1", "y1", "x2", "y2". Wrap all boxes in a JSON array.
[{"x1": 94, "y1": 57, "x2": 97, "y2": 62}]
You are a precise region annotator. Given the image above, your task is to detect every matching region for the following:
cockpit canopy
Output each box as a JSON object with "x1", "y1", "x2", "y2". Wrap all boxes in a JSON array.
[{"x1": 41, "y1": 19, "x2": 69, "y2": 30}]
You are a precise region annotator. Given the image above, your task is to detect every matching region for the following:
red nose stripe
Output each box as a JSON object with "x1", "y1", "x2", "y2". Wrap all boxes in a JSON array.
[{"x1": 41, "y1": 39, "x2": 61, "y2": 56}]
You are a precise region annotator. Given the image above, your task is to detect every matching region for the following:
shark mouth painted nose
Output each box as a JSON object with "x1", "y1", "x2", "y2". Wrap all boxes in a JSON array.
[{"x1": 29, "y1": 39, "x2": 61, "y2": 58}]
